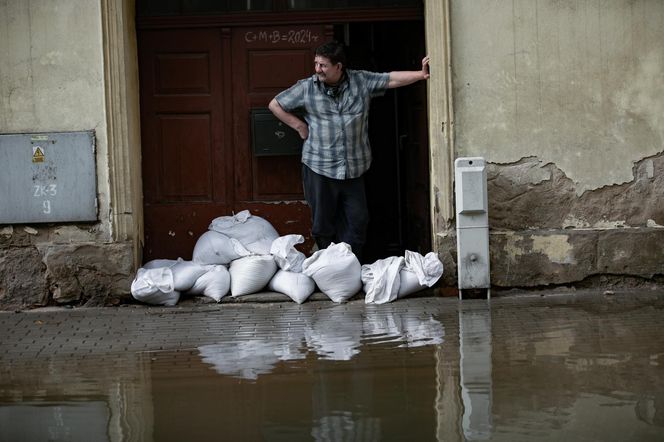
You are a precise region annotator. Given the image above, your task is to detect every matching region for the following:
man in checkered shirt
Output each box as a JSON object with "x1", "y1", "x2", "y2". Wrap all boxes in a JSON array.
[{"x1": 269, "y1": 40, "x2": 430, "y2": 261}]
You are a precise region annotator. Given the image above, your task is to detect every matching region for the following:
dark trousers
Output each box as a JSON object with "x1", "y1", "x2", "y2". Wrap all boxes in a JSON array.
[{"x1": 302, "y1": 165, "x2": 369, "y2": 260}]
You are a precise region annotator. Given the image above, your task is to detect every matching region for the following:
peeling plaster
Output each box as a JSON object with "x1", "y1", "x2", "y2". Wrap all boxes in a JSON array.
[
  {"x1": 488, "y1": 153, "x2": 664, "y2": 230},
  {"x1": 489, "y1": 157, "x2": 552, "y2": 186}
]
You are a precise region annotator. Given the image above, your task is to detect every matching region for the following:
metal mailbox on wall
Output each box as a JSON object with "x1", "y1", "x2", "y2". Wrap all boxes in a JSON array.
[
  {"x1": 251, "y1": 108, "x2": 304, "y2": 156},
  {"x1": 0, "y1": 131, "x2": 97, "y2": 224}
]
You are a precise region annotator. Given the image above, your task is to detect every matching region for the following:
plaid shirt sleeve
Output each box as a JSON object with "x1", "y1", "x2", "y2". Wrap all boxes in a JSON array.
[
  {"x1": 274, "y1": 79, "x2": 306, "y2": 112},
  {"x1": 357, "y1": 70, "x2": 390, "y2": 98}
]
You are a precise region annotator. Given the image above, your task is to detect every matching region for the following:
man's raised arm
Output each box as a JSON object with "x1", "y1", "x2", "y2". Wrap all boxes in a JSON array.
[{"x1": 387, "y1": 56, "x2": 430, "y2": 89}]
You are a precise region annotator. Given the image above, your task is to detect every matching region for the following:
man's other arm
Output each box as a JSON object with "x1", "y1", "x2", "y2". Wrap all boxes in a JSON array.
[{"x1": 268, "y1": 99, "x2": 309, "y2": 140}]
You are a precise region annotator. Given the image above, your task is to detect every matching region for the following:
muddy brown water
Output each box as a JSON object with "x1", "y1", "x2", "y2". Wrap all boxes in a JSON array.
[{"x1": 1, "y1": 293, "x2": 663, "y2": 441}]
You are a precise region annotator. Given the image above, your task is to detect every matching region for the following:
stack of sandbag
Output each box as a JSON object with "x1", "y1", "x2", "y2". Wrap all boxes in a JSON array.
[
  {"x1": 302, "y1": 242, "x2": 362, "y2": 303},
  {"x1": 361, "y1": 251, "x2": 444, "y2": 304},
  {"x1": 131, "y1": 211, "x2": 283, "y2": 305},
  {"x1": 130, "y1": 208, "x2": 443, "y2": 307},
  {"x1": 267, "y1": 234, "x2": 316, "y2": 304},
  {"x1": 199, "y1": 210, "x2": 282, "y2": 299}
]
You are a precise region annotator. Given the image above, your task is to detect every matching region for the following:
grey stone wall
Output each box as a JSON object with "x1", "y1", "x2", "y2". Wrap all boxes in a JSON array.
[{"x1": 0, "y1": 227, "x2": 134, "y2": 309}]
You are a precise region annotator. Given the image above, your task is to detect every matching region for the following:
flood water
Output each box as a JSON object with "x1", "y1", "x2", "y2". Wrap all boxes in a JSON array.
[{"x1": 1, "y1": 292, "x2": 663, "y2": 441}]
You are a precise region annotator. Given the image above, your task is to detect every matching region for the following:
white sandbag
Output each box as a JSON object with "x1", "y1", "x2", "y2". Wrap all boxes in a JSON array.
[
  {"x1": 188, "y1": 265, "x2": 231, "y2": 302},
  {"x1": 209, "y1": 210, "x2": 279, "y2": 255},
  {"x1": 130, "y1": 267, "x2": 180, "y2": 306},
  {"x1": 229, "y1": 255, "x2": 277, "y2": 297},
  {"x1": 398, "y1": 250, "x2": 444, "y2": 298},
  {"x1": 302, "y1": 242, "x2": 362, "y2": 303},
  {"x1": 267, "y1": 270, "x2": 316, "y2": 304},
  {"x1": 270, "y1": 234, "x2": 306, "y2": 272},
  {"x1": 142, "y1": 258, "x2": 178, "y2": 269},
  {"x1": 361, "y1": 256, "x2": 405, "y2": 304},
  {"x1": 192, "y1": 230, "x2": 251, "y2": 265},
  {"x1": 170, "y1": 259, "x2": 208, "y2": 291}
]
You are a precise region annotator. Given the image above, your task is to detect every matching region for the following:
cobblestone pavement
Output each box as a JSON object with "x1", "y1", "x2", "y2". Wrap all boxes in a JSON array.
[
  {"x1": 0, "y1": 295, "x2": 447, "y2": 362},
  {"x1": 2, "y1": 289, "x2": 663, "y2": 363}
]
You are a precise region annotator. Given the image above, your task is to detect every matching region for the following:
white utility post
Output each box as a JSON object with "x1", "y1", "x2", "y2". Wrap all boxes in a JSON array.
[{"x1": 454, "y1": 157, "x2": 491, "y2": 299}]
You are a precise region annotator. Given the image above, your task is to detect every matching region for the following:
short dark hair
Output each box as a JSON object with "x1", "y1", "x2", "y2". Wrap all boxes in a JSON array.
[{"x1": 315, "y1": 41, "x2": 347, "y2": 68}]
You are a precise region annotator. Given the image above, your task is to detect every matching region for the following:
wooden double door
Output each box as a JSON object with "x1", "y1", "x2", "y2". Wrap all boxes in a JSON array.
[
  {"x1": 139, "y1": 25, "x2": 329, "y2": 261},
  {"x1": 138, "y1": 21, "x2": 430, "y2": 263}
]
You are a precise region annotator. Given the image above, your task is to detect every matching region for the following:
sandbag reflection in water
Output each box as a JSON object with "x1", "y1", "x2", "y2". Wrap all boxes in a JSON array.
[{"x1": 198, "y1": 304, "x2": 445, "y2": 380}]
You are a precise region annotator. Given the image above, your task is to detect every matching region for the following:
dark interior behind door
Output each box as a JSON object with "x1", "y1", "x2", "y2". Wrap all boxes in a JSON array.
[{"x1": 340, "y1": 21, "x2": 430, "y2": 263}]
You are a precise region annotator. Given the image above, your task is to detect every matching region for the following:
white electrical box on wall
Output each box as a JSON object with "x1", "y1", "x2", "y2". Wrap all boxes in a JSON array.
[{"x1": 455, "y1": 157, "x2": 490, "y2": 298}]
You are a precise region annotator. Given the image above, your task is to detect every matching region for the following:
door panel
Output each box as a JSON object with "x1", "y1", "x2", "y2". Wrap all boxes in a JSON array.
[
  {"x1": 248, "y1": 50, "x2": 313, "y2": 89},
  {"x1": 157, "y1": 114, "x2": 212, "y2": 200},
  {"x1": 155, "y1": 53, "x2": 211, "y2": 94},
  {"x1": 139, "y1": 29, "x2": 229, "y2": 260}
]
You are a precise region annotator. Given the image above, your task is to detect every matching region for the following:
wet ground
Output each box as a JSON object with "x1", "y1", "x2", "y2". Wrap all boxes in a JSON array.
[{"x1": 1, "y1": 290, "x2": 664, "y2": 441}]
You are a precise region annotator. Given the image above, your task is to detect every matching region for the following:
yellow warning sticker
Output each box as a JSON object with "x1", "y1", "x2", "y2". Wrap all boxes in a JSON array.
[{"x1": 32, "y1": 146, "x2": 45, "y2": 163}]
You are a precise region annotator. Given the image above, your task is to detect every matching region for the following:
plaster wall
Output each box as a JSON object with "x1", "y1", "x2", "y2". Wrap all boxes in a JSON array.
[
  {"x1": 0, "y1": 0, "x2": 110, "y2": 238},
  {"x1": 442, "y1": 0, "x2": 664, "y2": 288},
  {"x1": 0, "y1": 1, "x2": 133, "y2": 308},
  {"x1": 452, "y1": 0, "x2": 663, "y2": 194}
]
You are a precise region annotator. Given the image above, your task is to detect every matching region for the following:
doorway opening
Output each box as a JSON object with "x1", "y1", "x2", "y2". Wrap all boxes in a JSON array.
[{"x1": 335, "y1": 21, "x2": 430, "y2": 263}]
